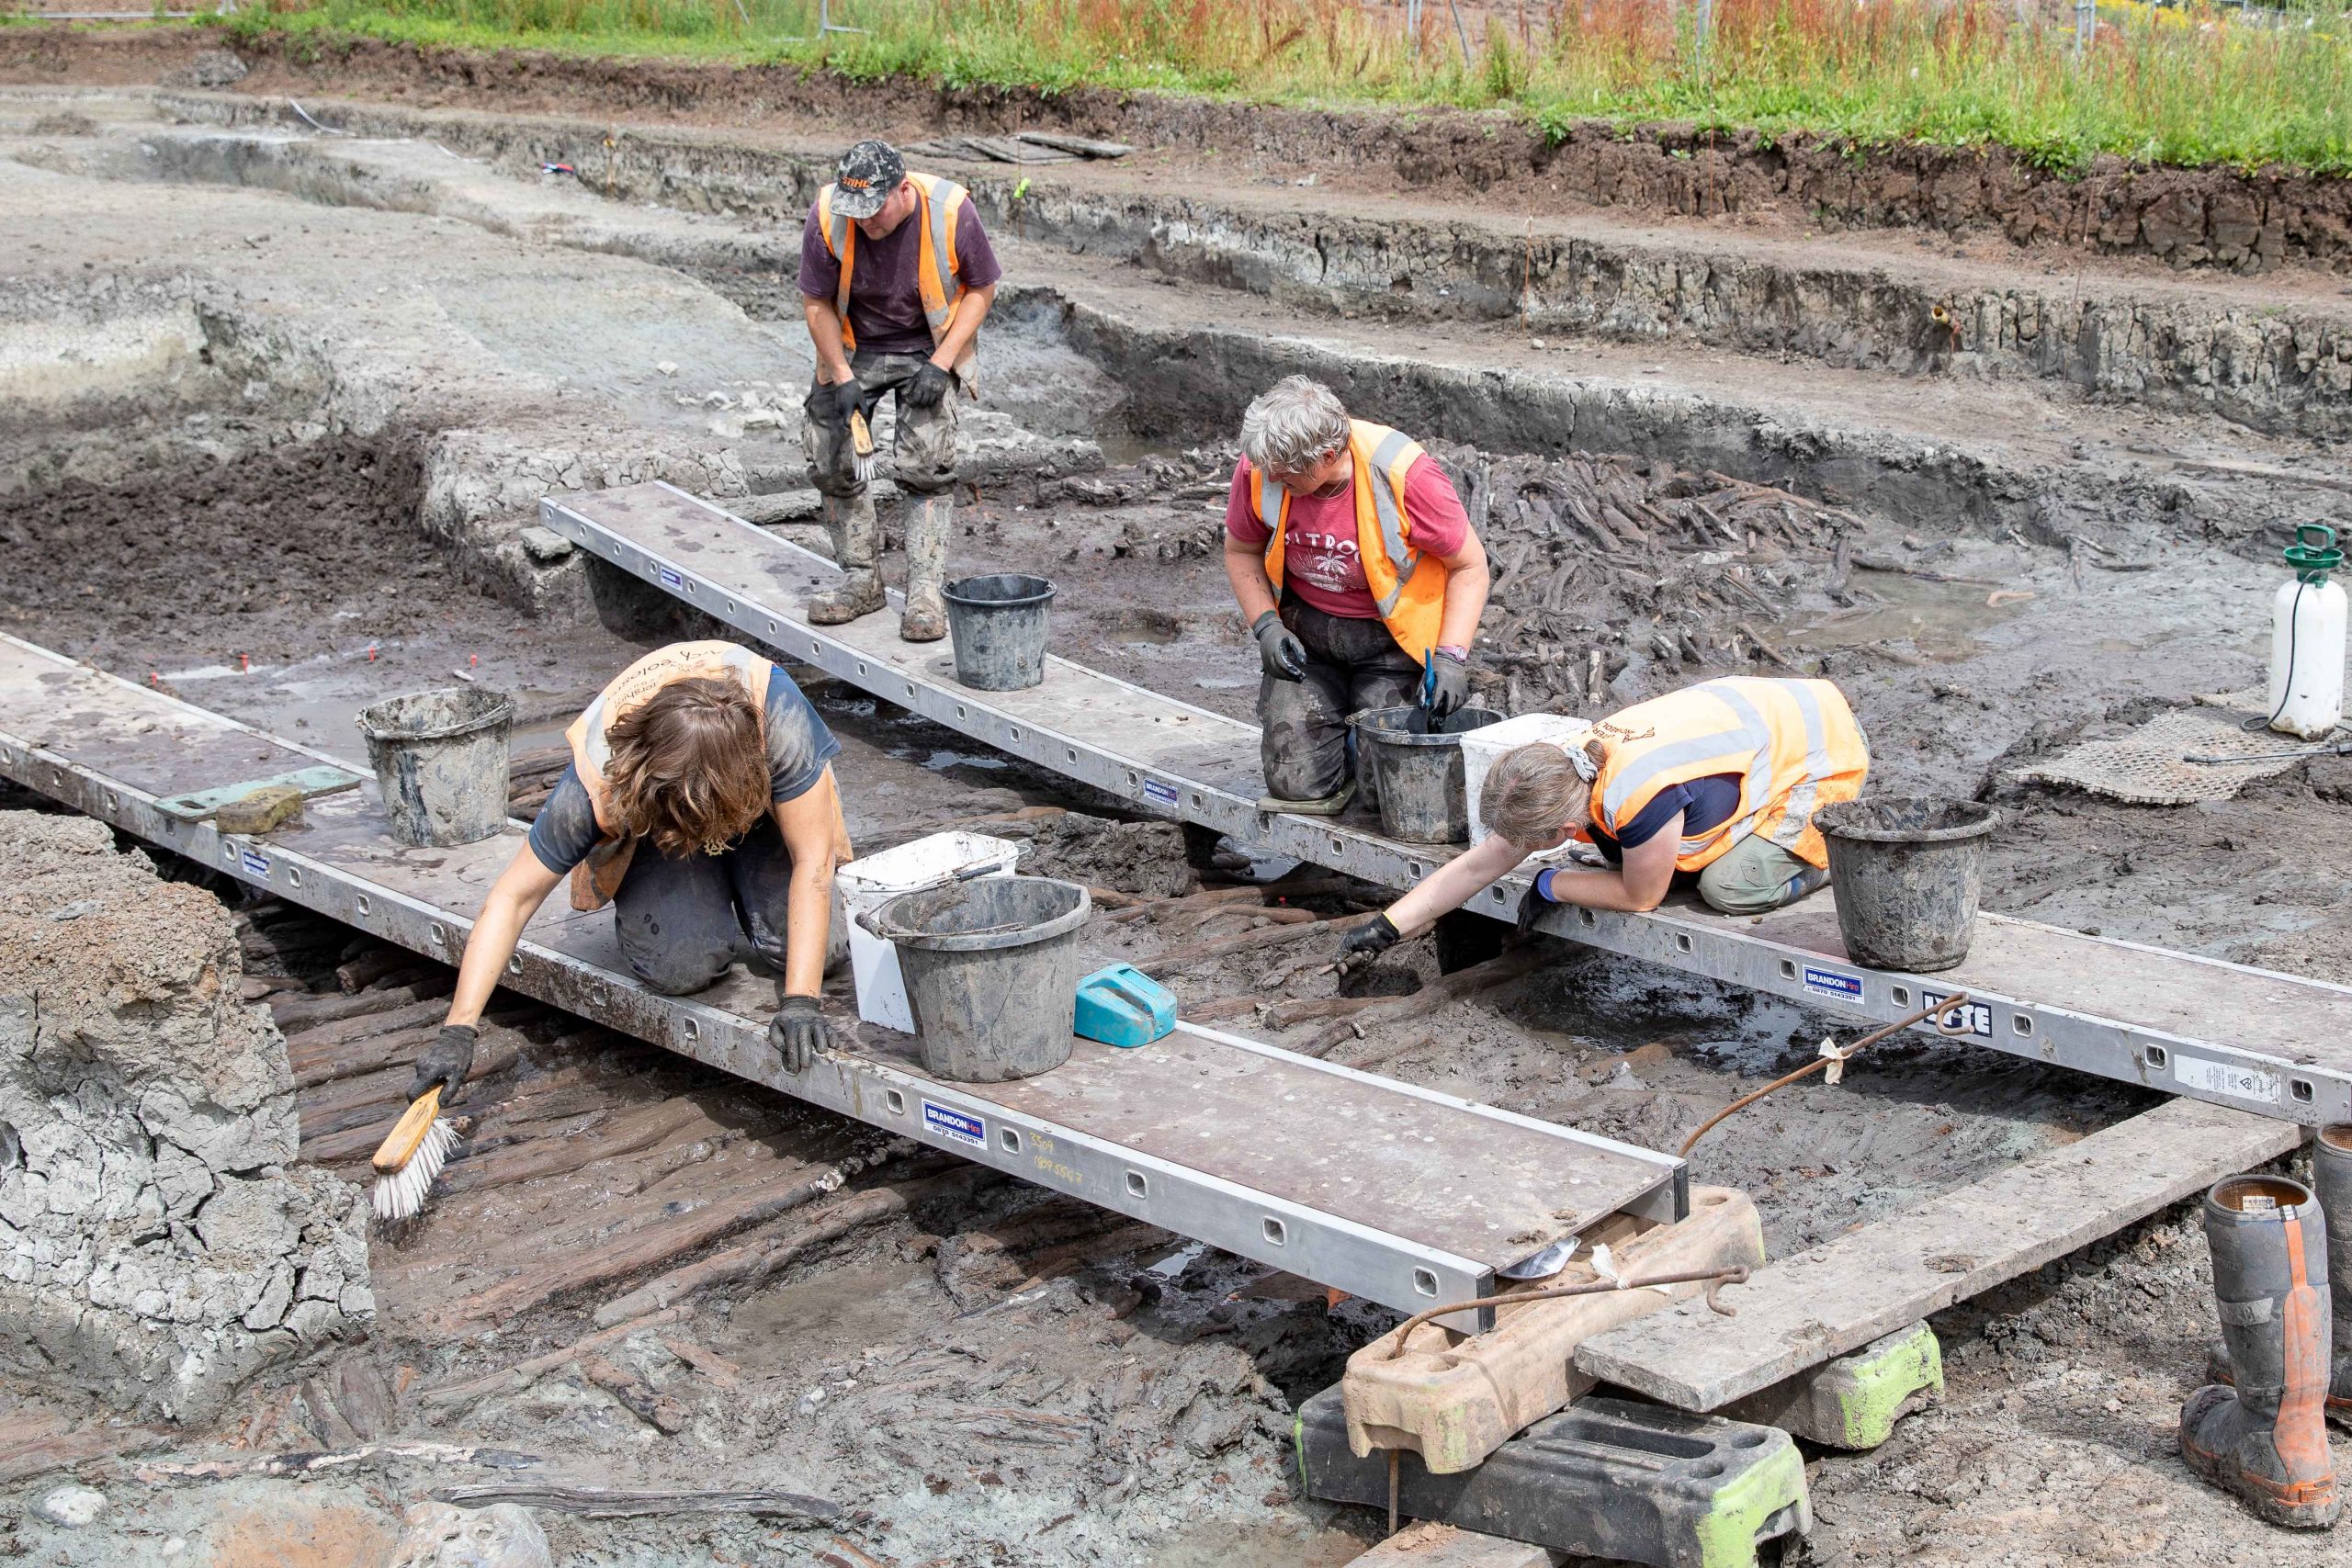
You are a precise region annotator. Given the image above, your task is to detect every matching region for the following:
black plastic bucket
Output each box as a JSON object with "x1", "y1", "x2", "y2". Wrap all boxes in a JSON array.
[
  {"x1": 943, "y1": 573, "x2": 1056, "y2": 692},
  {"x1": 1814, "y1": 795, "x2": 1999, "y2": 972},
  {"x1": 860, "y1": 874, "x2": 1092, "y2": 1082},
  {"x1": 355, "y1": 686, "x2": 514, "y2": 848},
  {"x1": 1350, "y1": 705, "x2": 1505, "y2": 844}
]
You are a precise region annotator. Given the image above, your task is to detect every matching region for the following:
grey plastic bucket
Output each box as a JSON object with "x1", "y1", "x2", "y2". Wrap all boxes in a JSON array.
[
  {"x1": 355, "y1": 686, "x2": 514, "y2": 848},
  {"x1": 1814, "y1": 795, "x2": 1999, "y2": 973},
  {"x1": 861, "y1": 875, "x2": 1092, "y2": 1082},
  {"x1": 944, "y1": 573, "x2": 1056, "y2": 692},
  {"x1": 1350, "y1": 705, "x2": 1505, "y2": 844}
]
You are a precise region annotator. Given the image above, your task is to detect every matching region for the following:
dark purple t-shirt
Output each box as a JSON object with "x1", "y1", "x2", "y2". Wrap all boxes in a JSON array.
[{"x1": 797, "y1": 194, "x2": 1001, "y2": 358}]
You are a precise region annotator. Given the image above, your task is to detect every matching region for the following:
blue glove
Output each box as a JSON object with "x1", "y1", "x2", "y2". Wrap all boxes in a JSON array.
[{"x1": 1513, "y1": 868, "x2": 1560, "y2": 941}]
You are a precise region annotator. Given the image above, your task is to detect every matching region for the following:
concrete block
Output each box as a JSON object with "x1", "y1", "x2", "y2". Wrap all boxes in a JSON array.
[{"x1": 1302, "y1": 1388, "x2": 1809, "y2": 1568}]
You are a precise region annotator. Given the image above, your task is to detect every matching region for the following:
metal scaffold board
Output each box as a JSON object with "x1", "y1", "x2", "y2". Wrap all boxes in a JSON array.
[
  {"x1": 546, "y1": 481, "x2": 2352, "y2": 1127},
  {"x1": 0, "y1": 633, "x2": 1681, "y2": 1330}
]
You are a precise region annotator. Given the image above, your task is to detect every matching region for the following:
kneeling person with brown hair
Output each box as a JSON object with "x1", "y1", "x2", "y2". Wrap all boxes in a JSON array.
[{"x1": 411, "y1": 641, "x2": 852, "y2": 1107}]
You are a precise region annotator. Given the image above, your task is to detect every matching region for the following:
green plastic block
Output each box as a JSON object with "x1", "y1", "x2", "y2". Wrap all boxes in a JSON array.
[{"x1": 1721, "y1": 1321, "x2": 1943, "y2": 1450}]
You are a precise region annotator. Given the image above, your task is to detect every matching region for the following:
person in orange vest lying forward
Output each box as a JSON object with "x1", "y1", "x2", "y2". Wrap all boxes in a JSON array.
[
  {"x1": 407, "y1": 641, "x2": 854, "y2": 1109},
  {"x1": 1222, "y1": 376, "x2": 1492, "y2": 814},
  {"x1": 1334, "y1": 676, "x2": 1869, "y2": 968}
]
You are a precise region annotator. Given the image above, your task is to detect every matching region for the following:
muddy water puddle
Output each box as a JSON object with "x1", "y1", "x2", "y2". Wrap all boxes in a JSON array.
[{"x1": 1788, "y1": 569, "x2": 2030, "y2": 662}]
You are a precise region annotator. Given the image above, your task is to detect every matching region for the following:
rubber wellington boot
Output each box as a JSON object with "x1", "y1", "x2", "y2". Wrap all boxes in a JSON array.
[
  {"x1": 2178, "y1": 1173, "x2": 2339, "y2": 1529},
  {"x1": 1255, "y1": 781, "x2": 1356, "y2": 818},
  {"x1": 2211, "y1": 1125, "x2": 2352, "y2": 1428},
  {"x1": 808, "y1": 492, "x2": 885, "y2": 625},
  {"x1": 899, "y1": 495, "x2": 951, "y2": 643}
]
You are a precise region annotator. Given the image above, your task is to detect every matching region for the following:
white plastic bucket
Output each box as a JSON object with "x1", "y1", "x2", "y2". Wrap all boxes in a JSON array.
[
  {"x1": 1459, "y1": 712, "x2": 1595, "y2": 863},
  {"x1": 835, "y1": 831, "x2": 1023, "y2": 1032}
]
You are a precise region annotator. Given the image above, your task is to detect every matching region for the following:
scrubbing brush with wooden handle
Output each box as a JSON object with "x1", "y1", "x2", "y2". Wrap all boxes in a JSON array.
[
  {"x1": 371, "y1": 1022, "x2": 474, "y2": 1222},
  {"x1": 371, "y1": 1087, "x2": 458, "y2": 1221},
  {"x1": 848, "y1": 404, "x2": 876, "y2": 486}
]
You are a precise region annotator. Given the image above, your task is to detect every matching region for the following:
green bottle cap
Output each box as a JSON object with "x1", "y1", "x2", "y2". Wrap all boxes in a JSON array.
[{"x1": 2285, "y1": 524, "x2": 2342, "y2": 585}]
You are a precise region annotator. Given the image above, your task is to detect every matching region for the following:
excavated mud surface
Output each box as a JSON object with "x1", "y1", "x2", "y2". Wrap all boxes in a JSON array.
[
  {"x1": 1, "y1": 439, "x2": 437, "y2": 670},
  {"x1": 0, "y1": 59, "x2": 2346, "y2": 1568},
  {"x1": 8, "y1": 28, "x2": 2352, "y2": 275}
]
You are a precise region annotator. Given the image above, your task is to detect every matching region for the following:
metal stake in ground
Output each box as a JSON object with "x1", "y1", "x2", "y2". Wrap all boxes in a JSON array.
[{"x1": 1678, "y1": 994, "x2": 1976, "y2": 1158}]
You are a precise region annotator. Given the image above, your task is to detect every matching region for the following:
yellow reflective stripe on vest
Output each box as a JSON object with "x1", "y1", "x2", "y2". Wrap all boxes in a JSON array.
[
  {"x1": 1257, "y1": 468, "x2": 1286, "y2": 537},
  {"x1": 1597, "y1": 681, "x2": 1772, "y2": 829},
  {"x1": 1365, "y1": 426, "x2": 1418, "y2": 615},
  {"x1": 921, "y1": 174, "x2": 965, "y2": 333},
  {"x1": 1766, "y1": 679, "x2": 1835, "y2": 852}
]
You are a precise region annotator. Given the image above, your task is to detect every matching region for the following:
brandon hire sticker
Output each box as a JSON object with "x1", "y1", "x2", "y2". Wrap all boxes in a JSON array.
[
  {"x1": 1801, "y1": 964, "x2": 1863, "y2": 1004},
  {"x1": 922, "y1": 1100, "x2": 987, "y2": 1149}
]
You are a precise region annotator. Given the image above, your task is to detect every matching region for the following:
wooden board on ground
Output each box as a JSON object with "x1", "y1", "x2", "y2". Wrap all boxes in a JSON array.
[
  {"x1": 1573, "y1": 1097, "x2": 2300, "y2": 1412},
  {"x1": 1347, "y1": 1522, "x2": 1562, "y2": 1568}
]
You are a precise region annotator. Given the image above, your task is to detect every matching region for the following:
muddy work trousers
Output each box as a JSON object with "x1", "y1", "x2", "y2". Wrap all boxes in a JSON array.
[
  {"x1": 801, "y1": 352, "x2": 961, "y2": 499},
  {"x1": 610, "y1": 816, "x2": 801, "y2": 997},
  {"x1": 1691, "y1": 833, "x2": 1827, "y2": 917},
  {"x1": 1259, "y1": 597, "x2": 1422, "y2": 803}
]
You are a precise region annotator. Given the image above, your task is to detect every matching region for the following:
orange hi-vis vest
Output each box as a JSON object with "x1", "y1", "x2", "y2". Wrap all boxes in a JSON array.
[
  {"x1": 1586, "y1": 677, "x2": 1869, "y2": 871},
  {"x1": 561, "y1": 641, "x2": 771, "y2": 911},
  {"x1": 814, "y1": 170, "x2": 978, "y2": 394},
  {"x1": 1251, "y1": 420, "x2": 1450, "y2": 663}
]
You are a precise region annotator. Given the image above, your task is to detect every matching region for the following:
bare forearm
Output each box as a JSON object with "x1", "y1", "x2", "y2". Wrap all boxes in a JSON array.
[
  {"x1": 1438, "y1": 560, "x2": 1490, "y2": 649},
  {"x1": 932, "y1": 284, "x2": 993, "y2": 369},
  {"x1": 801, "y1": 299, "x2": 854, "y2": 383},
  {"x1": 1225, "y1": 542, "x2": 1278, "y2": 623},
  {"x1": 1387, "y1": 835, "x2": 1520, "y2": 931},
  {"x1": 445, "y1": 895, "x2": 526, "y2": 1028},
  {"x1": 1532, "y1": 863, "x2": 1660, "y2": 913},
  {"x1": 784, "y1": 864, "x2": 831, "y2": 998}
]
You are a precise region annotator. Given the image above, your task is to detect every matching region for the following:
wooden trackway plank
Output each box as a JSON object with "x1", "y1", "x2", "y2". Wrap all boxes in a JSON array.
[
  {"x1": 1574, "y1": 1097, "x2": 2300, "y2": 1411},
  {"x1": 1347, "y1": 1523, "x2": 1562, "y2": 1568},
  {"x1": 0, "y1": 632, "x2": 1682, "y2": 1322}
]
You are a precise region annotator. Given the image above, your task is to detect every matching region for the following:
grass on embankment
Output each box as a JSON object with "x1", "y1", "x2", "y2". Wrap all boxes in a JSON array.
[{"x1": 199, "y1": 0, "x2": 2352, "y2": 174}]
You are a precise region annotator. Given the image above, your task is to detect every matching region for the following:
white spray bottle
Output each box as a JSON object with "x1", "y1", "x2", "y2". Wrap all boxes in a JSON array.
[{"x1": 2267, "y1": 523, "x2": 2346, "y2": 739}]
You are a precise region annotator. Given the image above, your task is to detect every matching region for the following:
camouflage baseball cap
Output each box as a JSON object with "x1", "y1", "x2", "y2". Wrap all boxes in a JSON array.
[{"x1": 831, "y1": 139, "x2": 905, "y2": 220}]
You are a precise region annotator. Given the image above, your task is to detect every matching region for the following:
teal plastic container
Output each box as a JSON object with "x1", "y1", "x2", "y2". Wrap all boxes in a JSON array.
[{"x1": 1073, "y1": 964, "x2": 1178, "y2": 1048}]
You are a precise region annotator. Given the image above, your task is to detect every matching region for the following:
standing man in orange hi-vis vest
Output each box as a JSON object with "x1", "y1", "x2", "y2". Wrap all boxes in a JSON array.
[
  {"x1": 1222, "y1": 376, "x2": 1492, "y2": 814},
  {"x1": 403, "y1": 642, "x2": 854, "y2": 1112},
  {"x1": 798, "y1": 139, "x2": 1001, "y2": 643},
  {"x1": 1331, "y1": 676, "x2": 1871, "y2": 970}
]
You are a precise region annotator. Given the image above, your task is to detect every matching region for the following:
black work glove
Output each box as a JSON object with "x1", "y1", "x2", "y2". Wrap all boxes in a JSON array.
[
  {"x1": 903, "y1": 360, "x2": 955, "y2": 410},
  {"x1": 770, "y1": 995, "x2": 831, "y2": 1074},
  {"x1": 1427, "y1": 648, "x2": 1472, "y2": 719},
  {"x1": 409, "y1": 1024, "x2": 477, "y2": 1106},
  {"x1": 804, "y1": 377, "x2": 858, "y2": 432},
  {"x1": 1251, "y1": 609, "x2": 1307, "y2": 682},
  {"x1": 1334, "y1": 912, "x2": 1402, "y2": 974},
  {"x1": 1514, "y1": 868, "x2": 1561, "y2": 942}
]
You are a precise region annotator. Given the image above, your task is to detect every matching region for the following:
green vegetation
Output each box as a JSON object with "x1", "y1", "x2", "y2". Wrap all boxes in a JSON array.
[{"x1": 215, "y1": 0, "x2": 2352, "y2": 173}]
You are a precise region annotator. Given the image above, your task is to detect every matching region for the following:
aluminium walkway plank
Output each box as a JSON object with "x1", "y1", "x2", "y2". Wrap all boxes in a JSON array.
[
  {"x1": 0, "y1": 633, "x2": 1680, "y2": 1329},
  {"x1": 543, "y1": 481, "x2": 2352, "y2": 1127}
]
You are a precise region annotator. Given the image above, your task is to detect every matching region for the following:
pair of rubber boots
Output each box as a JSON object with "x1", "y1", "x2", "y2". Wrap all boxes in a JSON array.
[
  {"x1": 808, "y1": 492, "x2": 951, "y2": 643},
  {"x1": 2186, "y1": 1126, "x2": 2352, "y2": 1529}
]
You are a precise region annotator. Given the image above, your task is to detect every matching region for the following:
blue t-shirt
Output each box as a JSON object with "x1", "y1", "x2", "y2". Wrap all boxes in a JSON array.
[
  {"x1": 527, "y1": 663, "x2": 839, "y2": 875},
  {"x1": 1588, "y1": 774, "x2": 1741, "y2": 863}
]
